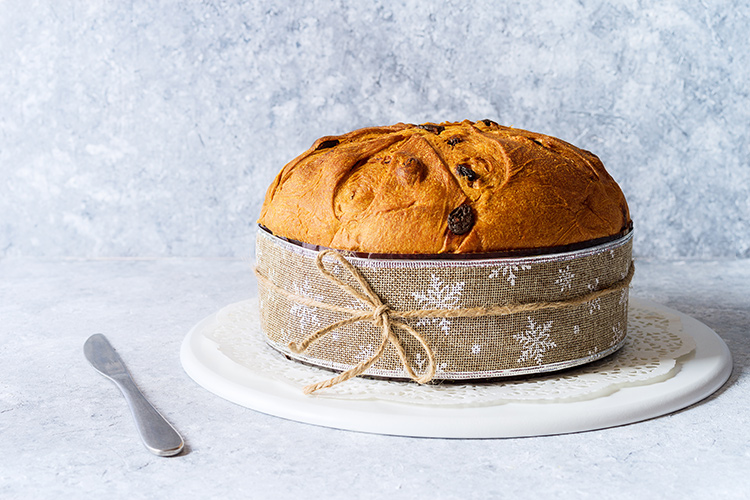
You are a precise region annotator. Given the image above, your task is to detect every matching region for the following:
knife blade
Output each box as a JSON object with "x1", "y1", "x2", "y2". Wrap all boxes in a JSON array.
[{"x1": 84, "y1": 333, "x2": 184, "y2": 457}]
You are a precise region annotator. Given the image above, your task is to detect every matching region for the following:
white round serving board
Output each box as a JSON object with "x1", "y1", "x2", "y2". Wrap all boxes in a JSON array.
[{"x1": 180, "y1": 298, "x2": 732, "y2": 438}]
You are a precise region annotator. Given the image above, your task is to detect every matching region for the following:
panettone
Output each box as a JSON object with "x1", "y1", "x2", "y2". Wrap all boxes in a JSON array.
[
  {"x1": 255, "y1": 119, "x2": 634, "y2": 394},
  {"x1": 258, "y1": 119, "x2": 630, "y2": 254}
]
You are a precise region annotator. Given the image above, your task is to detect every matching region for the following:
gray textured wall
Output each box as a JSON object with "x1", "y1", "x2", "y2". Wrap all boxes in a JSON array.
[{"x1": 2, "y1": 1, "x2": 748, "y2": 259}]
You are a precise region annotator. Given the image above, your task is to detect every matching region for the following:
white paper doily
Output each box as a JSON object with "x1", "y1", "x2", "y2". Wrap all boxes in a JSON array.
[{"x1": 180, "y1": 298, "x2": 732, "y2": 438}]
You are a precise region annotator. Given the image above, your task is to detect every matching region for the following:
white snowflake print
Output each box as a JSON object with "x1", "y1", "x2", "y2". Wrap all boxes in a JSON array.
[
  {"x1": 573, "y1": 325, "x2": 580, "y2": 336},
  {"x1": 514, "y1": 317, "x2": 557, "y2": 365},
  {"x1": 587, "y1": 278, "x2": 602, "y2": 314},
  {"x1": 355, "y1": 343, "x2": 375, "y2": 361},
  {"x1": 328, "y1": 257, "x2": 344, "y2": 276},
  {"x1": 610, "y1": 322, "x2": 625, "y2": 348},
  {"x1": 414, "y1": 352, "x2": 426, "y2": 371},
  {"x1": 588, "y1": 298, "x2": 602, "y2": 315},
  {"x1": 290, "y1": 278, "x2": 324, "y2": 333},
  {"x1": 471, "y1": 344, "x2": 482, "y2": 355},
  {"x1": 411, "y1": 274, "x2": 465, "y2": 334},
  {"x1": 555, "y1": 265, "x2": 575, "y2": 292},
  {"x1": 413, "y1": 352, "x2": 442, "y2": 375},
  {"x1": 488, "y1": 264, "x2": 531, "y2": 286},
  {"x1": 587, "y1": 277, "x2": 600, "y2": 291}
]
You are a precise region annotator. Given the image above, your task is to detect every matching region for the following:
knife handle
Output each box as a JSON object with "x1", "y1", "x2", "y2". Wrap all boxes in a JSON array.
[{"x1": 114, "y1": 375, "x2": 184, "y2": 457}]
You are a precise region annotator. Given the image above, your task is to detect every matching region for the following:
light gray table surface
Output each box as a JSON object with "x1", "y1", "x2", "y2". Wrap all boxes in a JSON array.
[{"x1": 1, "y1": 257, "x2": 748, "y2": 499}]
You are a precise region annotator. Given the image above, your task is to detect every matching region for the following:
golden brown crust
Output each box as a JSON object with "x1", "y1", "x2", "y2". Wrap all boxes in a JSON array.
[{"x1": 258, "y1": 120, "x2": 630, "y2": 254}]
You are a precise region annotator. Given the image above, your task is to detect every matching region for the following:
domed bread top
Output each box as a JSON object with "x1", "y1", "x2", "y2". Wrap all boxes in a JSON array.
[{"x1": 258, "y1": 120, "x2": 631, "y2": 255}]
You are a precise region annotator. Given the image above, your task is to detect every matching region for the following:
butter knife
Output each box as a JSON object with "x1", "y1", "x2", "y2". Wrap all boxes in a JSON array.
[{"x1": 84, "y1": 334, "x2": 184, "y2": 457}]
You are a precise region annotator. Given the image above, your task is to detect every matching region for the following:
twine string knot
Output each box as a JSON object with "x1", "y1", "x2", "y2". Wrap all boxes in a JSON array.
[
  {"x1": 284, "y1": 250, "x2": 436, "y2": 395},
  {"x1": 372, "y1": 304, "x2": 390, "y2": 324}
]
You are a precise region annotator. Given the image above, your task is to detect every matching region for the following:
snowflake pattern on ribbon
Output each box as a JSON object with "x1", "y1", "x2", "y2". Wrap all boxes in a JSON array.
[
  {"x1": 488, "y1": 264, "x2": 532, "y2": 286},
  {"x1": 587, "y1": 277, "x2": 602, "y2": 314},
  {"x1": 555, "y1": 265, "x2": 575, "y2": 292},
  {"x1": 513, "y1": 317, "x2": 557, "y2": 365},
  {"x1": 588, "y1": 298, "x2": 602, "y2": 315},
  {"x1": 588, "y1": 277, "x2": 600, "y2": 291},
  {"x1": 290, "y1": 278, "x2": 324, "y2": 334},
  {"x1": 413, "y1": 352, "x2": 447, "y2": 376},
  {"x1": 411, "y1": 274, "x2": 465, "y2": 334},
  {"x1": 355, "y1": 343, "x2": 376, "y2": 361},
  {"x1": 610, "y1": 322, "x2": 625, "y2": 348},
  {"x1": 414, "y1": 352, "x2": 427, "y2": 372}
]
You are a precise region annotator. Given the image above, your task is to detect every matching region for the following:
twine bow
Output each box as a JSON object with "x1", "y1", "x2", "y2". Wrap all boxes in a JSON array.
[
  {"x1": 283, "y1": 250, "x2": 436, "y2": 395},
  {"x1": 254, "y1": 250, "x2": 635, "y2": 395}
]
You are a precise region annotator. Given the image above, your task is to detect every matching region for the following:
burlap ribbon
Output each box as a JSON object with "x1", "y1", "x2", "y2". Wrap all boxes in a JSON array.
[{"x1": 254, "y1": 249, "x2": 634, "y2": 395}]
